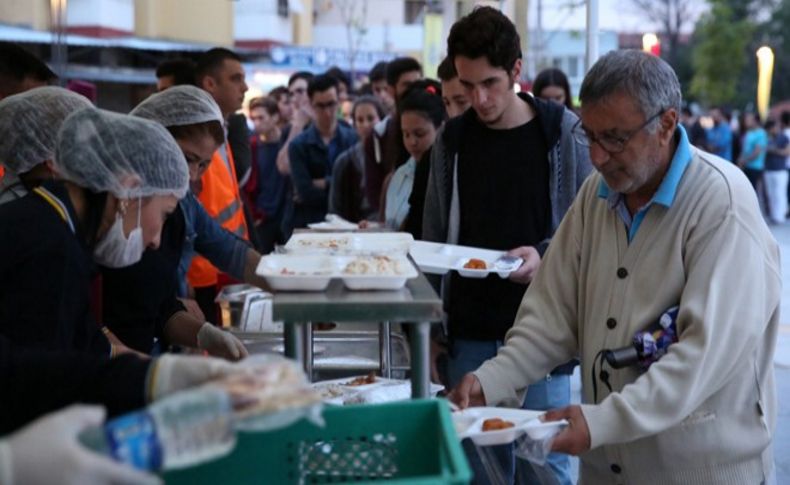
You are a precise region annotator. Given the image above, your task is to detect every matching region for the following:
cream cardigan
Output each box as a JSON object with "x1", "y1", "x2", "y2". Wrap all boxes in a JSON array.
[{"x1": 475, "y1": 148, "x2": 779, "y2": 484}]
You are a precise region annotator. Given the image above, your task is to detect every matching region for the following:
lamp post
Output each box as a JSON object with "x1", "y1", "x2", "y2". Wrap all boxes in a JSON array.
[
  {"x1": 756, "y1": 46, "x2": 775, "y2": 122},
  {"x1": 50, "y1": 0, "x2": 68, "y2": 84}
]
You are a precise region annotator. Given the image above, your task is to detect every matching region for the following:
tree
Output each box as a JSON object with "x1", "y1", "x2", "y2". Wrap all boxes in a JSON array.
[
  {"x1": 760, "y1": 0, "x2": 790, "y2": 103},
  {"x1": 690, "y1": 1, "x2": 755, "y2": 106},
  {"x1": 628, "y1": 0, "x2": 696, "y2": 69},
  {"x1": 335, "y1": 0, "x2": 369, "y2": 80}
]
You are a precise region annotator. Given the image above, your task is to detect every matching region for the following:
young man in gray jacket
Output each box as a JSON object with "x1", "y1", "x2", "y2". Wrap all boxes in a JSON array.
[{"x1": 422, "y1": 7, "x2": 592, "y2": 484}]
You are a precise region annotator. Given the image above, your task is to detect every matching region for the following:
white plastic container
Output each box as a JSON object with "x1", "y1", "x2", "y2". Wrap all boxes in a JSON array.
[
  {"x1": 410, "y1": 240, "x2": 522, "y2": 278},
  {"x1": 285, "y1": 232, "x2": 414, "y2": 255},
  {"x1": 255, "y1": 254, "x2": 418, "y2": 291},
  {"x1": 452, "y1": 407, "x2": 568, "y2": 446},
  {"x1": 255, "y1": 254, "x2": 339, "y2": 291}
]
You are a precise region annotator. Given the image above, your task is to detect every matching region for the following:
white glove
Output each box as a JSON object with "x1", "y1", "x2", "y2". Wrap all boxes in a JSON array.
[
  {"x1": 0, "y1": 405, "x2": 160, "y2": 485},
  {"x1": 196, "y1": 323, "x2": 248, "y2": 361},
  {"x1": 148, "y1": 354, "x2": 236, "y2": 401}
]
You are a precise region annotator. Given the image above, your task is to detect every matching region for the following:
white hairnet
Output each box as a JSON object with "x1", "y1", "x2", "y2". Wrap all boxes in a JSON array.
[
  {"x1": 0, "y1": 86, "x2": 93, "y2": 175},
  {"x1": 130, "y1": 85, "x2": 223, "y2": 127},
  {"x1": 55, "y1": 108, "x2": 189, "y2": 199}
]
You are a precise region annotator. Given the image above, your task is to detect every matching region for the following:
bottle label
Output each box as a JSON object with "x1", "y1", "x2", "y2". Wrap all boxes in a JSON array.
[{"x1": 104, "y1": 410, "x2": 163, "y2": 471}]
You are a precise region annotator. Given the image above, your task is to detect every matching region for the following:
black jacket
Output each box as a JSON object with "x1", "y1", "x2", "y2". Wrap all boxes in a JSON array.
[
  {"x1": 0, "y1": 182, "x2": 110, "y2": 355},
  {"x1": 0, "y1": 334, "x2": 149, "y2": 434}
]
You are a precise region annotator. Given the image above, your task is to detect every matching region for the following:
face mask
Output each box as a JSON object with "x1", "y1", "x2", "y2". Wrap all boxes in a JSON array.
[{"x1": 93, "y1": 196, "x2": 144, "y2": 268}]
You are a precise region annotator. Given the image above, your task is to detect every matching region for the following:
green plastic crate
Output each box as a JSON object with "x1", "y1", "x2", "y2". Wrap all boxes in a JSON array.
[{"x1": 164, "y1": 399, "x2": 471, "y2": 484}]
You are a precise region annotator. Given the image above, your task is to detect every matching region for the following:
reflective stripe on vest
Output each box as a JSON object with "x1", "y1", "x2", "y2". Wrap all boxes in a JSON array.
[{"x1": 187, "y1": 142, "x2": 249, "y2": 288}]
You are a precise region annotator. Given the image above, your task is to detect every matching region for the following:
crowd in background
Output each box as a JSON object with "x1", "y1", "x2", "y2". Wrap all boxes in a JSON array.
[{"x1": 0, "y1": 5, "x2": 783, "y2": 483}]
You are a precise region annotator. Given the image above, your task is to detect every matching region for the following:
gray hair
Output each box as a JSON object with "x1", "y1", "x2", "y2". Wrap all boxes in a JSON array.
[{"x1": 580, "y1": 50, "x2": 682, "y2": 132}]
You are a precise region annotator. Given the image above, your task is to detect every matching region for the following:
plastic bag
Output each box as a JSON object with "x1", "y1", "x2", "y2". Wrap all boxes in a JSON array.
[{"x1": 204, "y1": 354, "x2": 325, "y2": 432}]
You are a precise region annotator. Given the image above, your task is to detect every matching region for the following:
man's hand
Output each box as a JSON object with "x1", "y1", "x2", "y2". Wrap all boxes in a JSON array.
[
  {"x1": 507, "y1": 246, "x2": 541, "y2": 285},
  {"x1": 544, "y1": 405, "x2": 591, "y2": 455},
  {"x1": 447, "y1": 373, "x2": 486, "y2": 409},
  {"x1": 293, "y1": 105, "x2": 313, "y2": 128}
]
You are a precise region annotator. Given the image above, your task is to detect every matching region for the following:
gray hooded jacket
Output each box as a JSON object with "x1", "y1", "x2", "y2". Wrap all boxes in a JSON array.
[{"x1": 422, "y1": 92, "x2": 592, "y2": 252}]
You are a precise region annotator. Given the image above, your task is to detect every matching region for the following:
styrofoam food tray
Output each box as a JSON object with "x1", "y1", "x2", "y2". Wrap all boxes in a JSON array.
[
  {"x1": 312, "y1": 376, "x2": 444, "y2": 405},
  {"x1": 339, "y1": 255, "x2": 418, "y2": 290},
  {"x1": 409, "y1": 241, "x2": 522, "y2": 278},
  {"x1": 256, "y1": 254, "x2": 418, "y2": 291},
  {"x1": 256, "y1": 255, "x2": 339, "y2": 291},
  {"x1": 453, "y1": 407, "x2": 568, "y2": 446},
  {"x1": 285, "y1": 232, "x2": 414, "y2": 255}
]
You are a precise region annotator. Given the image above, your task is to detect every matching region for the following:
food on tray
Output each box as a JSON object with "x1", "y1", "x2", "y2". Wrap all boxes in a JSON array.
[
  {"x1": 482, "y1": 418, "x2": 515, "y2": 431},
  {"x1": 463, "y1": 258, "x2": 487, "y2": 270},
  {"x1": 296, "y1": 237, "x2": 350, "y2": 250},
  {"x1": 343, "y1": 256, "x2": 404, "y2": 275},
  {"x1": 315, "y1": 383, "x2": 345, "y2": 399},
  {"x1": 276, "y1": 267, "x2": 332, "y2": 276},
  {"x1": 345, "y1": 371, "x2": 377, "y2": 386}
]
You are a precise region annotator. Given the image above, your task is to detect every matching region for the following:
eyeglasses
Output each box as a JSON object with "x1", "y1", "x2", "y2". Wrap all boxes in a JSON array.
[
  {"x1": 312, "y1": 100, "x2": 338, "y2": 111},
  {"x1": 572, "y1": 109, "x2": 666, "y2": 154}
]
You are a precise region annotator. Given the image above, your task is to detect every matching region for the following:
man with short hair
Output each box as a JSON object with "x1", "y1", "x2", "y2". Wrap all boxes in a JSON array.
[
  {"x1": 275, "y1": 71, "x2": 315, "y2": 176},
  {"x1": 737, "y1": 112, "x2": 768, "y2": 190},
  {"x1": 155, "y1": 58, "x2": 196, "y2": 91},
  {"x1": 268, "y1": 85, "x2": 293, "y2": 129},
  {"x1": 764, "y1": 119, "x2": 790, "y2": 224},
  {"x1": 0, "y1": 43, "x2": 57, "y2": 183},
  {"x1": 706, "y1": 106, "x2": 733, "y2": 161},
  {"x1": 437, "y1": 56, "x2": 471, "y2": 118},
  {"x1": 368, "y1": 61, "x2": 393, "y2": 114},
  {"x1": 283, "y1": 75, "x2": 357, "y2": 236},
  {"x1": 0, "y1": 43, "x2": 56, "y2": 100},
  {"x1": 247, "y1": 96, "x2": 287, "y2": 252},
  {"x1": 424, "y1": 7, "x2": 591, "y2": 484},
  {"x1": 451, "y1": 48, "x2": 779, "y2": 485},
  {"x1": 190, "y1": 47, "x2": 251, "y2": 320}
]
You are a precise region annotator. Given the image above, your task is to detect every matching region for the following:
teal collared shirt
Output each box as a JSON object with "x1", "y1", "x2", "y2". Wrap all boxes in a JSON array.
[{"x1": 597, "y1": 125, "x2": 693, "y2": 242}]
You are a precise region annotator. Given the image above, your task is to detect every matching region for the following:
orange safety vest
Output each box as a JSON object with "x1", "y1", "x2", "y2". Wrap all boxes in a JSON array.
[{"x1": 187, "y1": 142, "x2": 249, "y2": 288}]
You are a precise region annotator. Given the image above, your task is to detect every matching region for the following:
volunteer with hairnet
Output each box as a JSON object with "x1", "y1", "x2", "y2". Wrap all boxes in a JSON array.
[
  {"x1": 0, "y1": 108, "x2": 188, "y2": 355},
  {"x1": 0, "y1": 86, "x2": 93, "y2": 205},
  {"x1": 102, "y1": 86, "x2": 268, "y2": 358},
  {"x1": 0, "y1": 333, "x2": 251, "y2": 484}
]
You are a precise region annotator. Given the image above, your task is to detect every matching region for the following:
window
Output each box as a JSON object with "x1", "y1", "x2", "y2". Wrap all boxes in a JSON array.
[
  {"x1": 277, "y1": 0, "x2": 289, "y2": 17},
  {"x1": 568, "y1": 56, "x2": 579, "y2": 78},
  {"x1": 405, "y1": 0, "x2": 426, "y2": 24},
  {"x1": 552, "y1": 57, "x2": 563, "y2": 69}
]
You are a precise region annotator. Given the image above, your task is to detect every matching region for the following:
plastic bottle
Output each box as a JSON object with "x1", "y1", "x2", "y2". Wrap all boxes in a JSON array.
[{"x1": 79, "y1": 387, "x2": 237, "y2": 471}]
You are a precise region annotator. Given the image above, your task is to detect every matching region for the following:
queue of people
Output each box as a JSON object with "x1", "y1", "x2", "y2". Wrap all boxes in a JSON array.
[{"x1": 0, "y1": 4, "x2": 782, "y2": 484}]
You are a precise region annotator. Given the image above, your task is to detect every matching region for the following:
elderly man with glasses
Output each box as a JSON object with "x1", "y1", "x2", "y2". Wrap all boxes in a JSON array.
[{"x1": 451, "y1": 49, "x2": 779, "y2": 485}]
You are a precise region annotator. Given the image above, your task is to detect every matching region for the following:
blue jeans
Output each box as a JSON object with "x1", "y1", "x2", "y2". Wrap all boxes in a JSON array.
[{"x1": 449, "y1": 339, "x2": 573, "y2": 485}]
